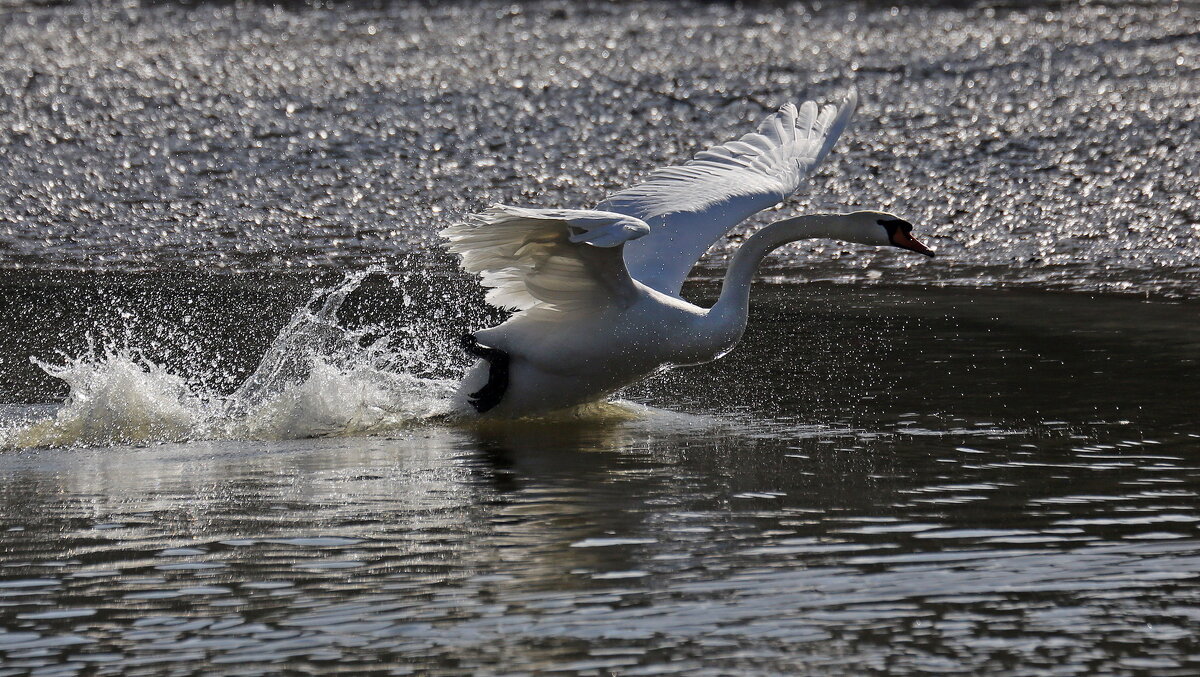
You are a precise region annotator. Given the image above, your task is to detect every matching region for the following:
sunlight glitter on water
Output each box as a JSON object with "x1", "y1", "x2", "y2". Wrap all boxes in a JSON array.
[{"x1": 0, "y1": 1, "x2": 1197, "y2": 296}]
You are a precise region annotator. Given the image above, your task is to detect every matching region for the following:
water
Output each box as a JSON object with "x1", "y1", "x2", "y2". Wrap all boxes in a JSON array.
[
  {"x1": 0, "y1": 0, "x2": 1197, "y2": 294},
  {"x1": 0, "y1": 274, "x2": 1196, "y2": 674},
  {"x1": 0, "y1": 0, "x2": 1198, "y2": 674}
]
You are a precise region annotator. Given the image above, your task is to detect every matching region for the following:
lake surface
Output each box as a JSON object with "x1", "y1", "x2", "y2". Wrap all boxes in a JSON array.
[
  {"x1": 0, "y1": 276, "x2": 1197, "y2": 674},
  {"x1": 0, "y1": 0, "x2": 1198, "y2": 674},
  {"x1": 0, "y1": 0, "x2": 1197, "y2": 295}
]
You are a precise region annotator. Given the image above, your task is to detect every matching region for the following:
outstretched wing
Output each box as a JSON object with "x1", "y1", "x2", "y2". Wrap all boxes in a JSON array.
[
  {"x1": 597, "y1": 90, "x2": 858, "y2": 295},
  {"x1": 440, "y1": 205, "x2": 650, "y2": 315}
]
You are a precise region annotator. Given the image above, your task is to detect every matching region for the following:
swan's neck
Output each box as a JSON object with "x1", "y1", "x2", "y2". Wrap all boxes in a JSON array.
[{"x1": 707, "y1": 213, "x2": 872, "y2": 334}]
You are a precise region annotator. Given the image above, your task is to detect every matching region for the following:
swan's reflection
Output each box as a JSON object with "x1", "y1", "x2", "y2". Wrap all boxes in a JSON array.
[{"x1": 0, "y1": 407, "x2": 730, "y2": 588}]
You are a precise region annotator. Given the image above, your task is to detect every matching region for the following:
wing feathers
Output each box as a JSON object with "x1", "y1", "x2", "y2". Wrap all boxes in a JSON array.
[
  {"x1": 441, "y1": 205, "x2": 649, "y2": 314},
  {"x1": 818, "y1": 93, "x2": 857, "y2": 159},
  {"x1": 600, "y1": 90, "x2": 858, "y2": 295},
  {"x1": 795, "y1": 100, "x2": 817, "y2": 137}
]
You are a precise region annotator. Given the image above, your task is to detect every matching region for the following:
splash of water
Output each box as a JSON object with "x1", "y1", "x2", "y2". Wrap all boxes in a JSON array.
[{"x1": 1, "y1": 272, "x2": 463, "y2": 449}]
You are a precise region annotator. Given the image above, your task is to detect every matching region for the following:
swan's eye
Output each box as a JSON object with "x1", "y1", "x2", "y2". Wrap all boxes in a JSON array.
[{"x1": 877, "y1": 218, "x2": 913, "y2": 234}]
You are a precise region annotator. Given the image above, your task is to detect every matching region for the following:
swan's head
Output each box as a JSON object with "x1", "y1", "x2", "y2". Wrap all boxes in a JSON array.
[{"x1": 847, "y1": 211, "x2": 935, "y2": 257}]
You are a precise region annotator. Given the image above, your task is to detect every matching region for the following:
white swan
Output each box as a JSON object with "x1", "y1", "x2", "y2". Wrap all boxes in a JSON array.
[{"x1": 441, "y1": 91, "x2": 933, "y2": 417}]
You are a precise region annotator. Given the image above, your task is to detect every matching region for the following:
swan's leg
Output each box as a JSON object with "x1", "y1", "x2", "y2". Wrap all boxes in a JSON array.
[{"x1": 460, "y1": 333, "x2": 510, "y2": 413}]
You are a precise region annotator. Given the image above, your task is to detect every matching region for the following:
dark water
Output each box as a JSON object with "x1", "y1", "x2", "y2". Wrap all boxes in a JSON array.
[
  {"x1": 0, "y1": 275, "x2": 1197, "y2": 674},
  {"x1": 0, "y1": 0, "x2": 1199, "y2": 674}
]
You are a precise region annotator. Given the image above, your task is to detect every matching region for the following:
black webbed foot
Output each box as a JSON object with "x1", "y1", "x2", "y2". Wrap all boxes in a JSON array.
[{"x1": 460, "y1": 333, "x2": 510, "y2": 414}]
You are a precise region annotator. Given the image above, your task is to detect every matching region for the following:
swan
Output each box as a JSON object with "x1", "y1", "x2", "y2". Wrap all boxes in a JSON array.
[{"x1": 441, "y1": 91, "x2": 934, "y2": 417}]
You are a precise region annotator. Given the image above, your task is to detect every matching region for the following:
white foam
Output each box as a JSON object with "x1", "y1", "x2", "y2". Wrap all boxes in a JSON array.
[
  {"x1": 8, "y1": 353, "x2": 205, "y2": 448},
  {"x1": 0, "y1": 272, "x2": 462, "y2": 450}
]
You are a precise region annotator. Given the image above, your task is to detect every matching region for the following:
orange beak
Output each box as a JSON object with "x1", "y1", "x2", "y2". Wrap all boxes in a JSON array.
[{"x1": 890, "y1": 229, "x2": 935, "y2": 257}]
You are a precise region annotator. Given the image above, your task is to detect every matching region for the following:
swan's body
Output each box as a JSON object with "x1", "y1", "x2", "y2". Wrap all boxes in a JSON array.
[
  {"x1": 463, "y1": 272, "x2": 728, "y2": 416},
  {"x1": 442, "y1": 92, "x2": 934, "y2": 417}
]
